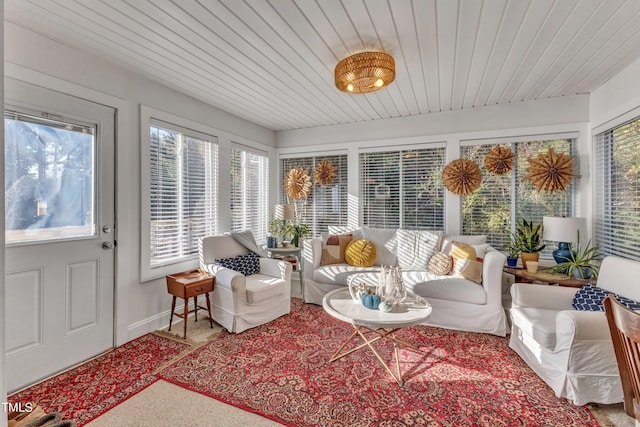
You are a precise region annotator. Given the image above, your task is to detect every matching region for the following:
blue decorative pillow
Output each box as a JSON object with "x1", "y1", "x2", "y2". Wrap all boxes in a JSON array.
[
  {"x1": 573, "y1": 284, "x2": 640, "y2": 311},
  {"x1": 214, "y1": 252, "x2": 260, "y2": 276},
  {"x1": 235, "y1": 252, "x2": 261, "y2": 276},
  {"x1": 214, "y1": 256, "x2": 237, "y2": 271}
]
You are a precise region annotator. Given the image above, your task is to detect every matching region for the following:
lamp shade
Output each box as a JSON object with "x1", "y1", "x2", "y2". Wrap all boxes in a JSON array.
[
  {"x1": 274, "y1": 204, "x2": 294, "y2": 221},
  {"x1": 335, "y1": 51, "x2": 395, "y2": 94},
  {"x1": 542, "y1": 216, "x2": 587, "y2": 243}
]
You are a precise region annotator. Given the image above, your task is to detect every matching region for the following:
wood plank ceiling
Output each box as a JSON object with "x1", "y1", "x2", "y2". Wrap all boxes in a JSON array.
[{"x1": 6, "y1": 0, "x2": 640, "y2": 131}]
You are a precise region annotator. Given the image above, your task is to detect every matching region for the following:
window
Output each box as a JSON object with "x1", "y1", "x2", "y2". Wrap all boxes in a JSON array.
[
  {"x1": 359, "y1": 147, "x2": 446, "y2": 229},
  {"x1": 5, "y1": 110, "x2": 96, "y2": 243},
  {"x1": 148, "y1": 120, "x2": 218, "y2": 269},
  {"x1": 461, "y1": 139, "x2": 574, "y2": 251},
  {"x1": 280, "y1": 154, "x2": 348, "y2": 236},
  {"x1": 230, "y1": 145, "x2": 269, "y2": 244},
  {"x1": 595, "y1": 117, "x2": 640, "y2": 261}
]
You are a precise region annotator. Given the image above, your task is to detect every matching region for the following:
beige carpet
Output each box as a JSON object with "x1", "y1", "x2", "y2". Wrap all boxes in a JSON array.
[{"x1": 87, "y1": 282, "x2": 635, "y2": 426}]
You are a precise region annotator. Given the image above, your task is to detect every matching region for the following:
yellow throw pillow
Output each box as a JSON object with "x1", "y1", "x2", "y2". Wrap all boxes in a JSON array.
[
  {"x1": 345, "y1": 239, "x2": 377, "y2": 267},
  {"x1": 449, "y1": 241, "x2": 483, "y2": 284},
  {"x1": 320, "y1": 234, "x2": 353, "y2": 265}
]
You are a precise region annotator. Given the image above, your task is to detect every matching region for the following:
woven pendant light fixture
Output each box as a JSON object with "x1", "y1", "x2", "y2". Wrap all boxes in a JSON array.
[{"x1": 335, "y1": 51, "x2": 395, "y2": 93}]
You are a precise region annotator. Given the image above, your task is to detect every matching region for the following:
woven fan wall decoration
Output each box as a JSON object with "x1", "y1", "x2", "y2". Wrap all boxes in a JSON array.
[
  {"x1": 314, "y1": 160, "x2": 336, "y2": 186},
  {"x1": 524, "y1": 148, "x2": 575, "y2": 192},
  {"x1": 484, "y1": 145, "x2": 513, "y2": 175},
  {"x1": 442, "y1": 159, "x2": 482, "y2": 195},
  {"x1": 284, "y1": 166, "x2": 312, "y2": 200}
]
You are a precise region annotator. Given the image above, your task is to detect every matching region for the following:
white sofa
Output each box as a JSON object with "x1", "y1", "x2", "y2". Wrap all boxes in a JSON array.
[
  {"x1": 302, "y1": 227, "x2": 508, "y2": 336},
  {"x1": 509, "y1": 256, "x2": 640, "y2": 405}
]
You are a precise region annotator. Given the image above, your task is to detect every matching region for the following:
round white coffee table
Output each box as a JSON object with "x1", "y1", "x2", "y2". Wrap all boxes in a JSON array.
[{"x1": 322, "y1": 288, "x2": 432, "y2": 385}]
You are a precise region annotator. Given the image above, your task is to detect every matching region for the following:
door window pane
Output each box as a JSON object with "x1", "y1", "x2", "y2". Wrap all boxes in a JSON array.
[{"x1": 5, "y1": 111, "x2": 96, "y2": 243}]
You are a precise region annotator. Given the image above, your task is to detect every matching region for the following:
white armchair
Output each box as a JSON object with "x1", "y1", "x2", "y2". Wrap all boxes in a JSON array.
[
  {"x1": 199, "y1": 235, "x2": 292, "y2": 333},
  {"x1": 509, "y1": 256, "x2": 640, "y2": 405}
]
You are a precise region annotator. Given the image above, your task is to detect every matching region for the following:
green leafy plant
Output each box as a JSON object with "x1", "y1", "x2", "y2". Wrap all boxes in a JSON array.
[
  {"x1": 284, "y1": 223, "x2": 310, "y2": 247},
  {"x1": 268, "y1": 218, "x2": 286, "y2": 237},
  {"x1": 552, "y1": 239, "x2": 602, "y2": 279},
  {"x1": 515, "y1": 219, "x2": 546, "y2": 253},
  {"x1": 506, "y1": 234, "x2": 521, "y2": 258}
]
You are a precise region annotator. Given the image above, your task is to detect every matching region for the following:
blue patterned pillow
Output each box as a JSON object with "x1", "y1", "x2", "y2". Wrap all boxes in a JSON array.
[
  {"x1": 214, "y1": 253, "x2": 260, "y2": 276},
  {"x1": 214, "y1": 256, "x2": 237, "y2": 271},
  {"x1": 573, "y1": 284, "x2": 640, "y2": 311},
  {"x1": 235, "y1": 252, "x2": 260, "y2": 276}
]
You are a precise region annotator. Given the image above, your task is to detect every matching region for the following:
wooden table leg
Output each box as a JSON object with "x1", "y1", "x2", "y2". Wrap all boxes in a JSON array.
[
  {"x1": 205, "y1": 292, "x2": 213, "y2": 328},
  {"x1": 194, "y1": 296, "x2": 198, "y2": 322},
  {"x1": 168, "y1": 296, "x2": 176, "y2": 331},
  {"x1": 183, "y1": 297, "x2": 188, "y2": 339}
]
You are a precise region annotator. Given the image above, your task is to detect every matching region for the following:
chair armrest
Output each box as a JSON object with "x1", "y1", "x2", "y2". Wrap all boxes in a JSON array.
[
  {"x1": 481, "y1": 249, "x2": 507, "y2": 307},
  {"x1": 201, "y1": 263, "x2": 246, "y2": 293},
  {"x1": 556, "y1": 310, "x2": 610, "y2": 342},
  {"x1": 302, "y1": 238, "x2": 322, "y2": 281},
  {"x1": 511, "y1": 283, "x2": 577, "y2": 310},
  {"x1": 259, "y1": 257, "x2": 293, "y2": 280}
]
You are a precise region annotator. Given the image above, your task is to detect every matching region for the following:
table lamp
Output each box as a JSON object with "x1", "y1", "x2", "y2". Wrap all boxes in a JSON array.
[
  {"x1": 542, "y1": 216, "x2": 587, "y2": 264},
  {"x1": 274, "y1": 204, "x2": 294, "y2": 221}
]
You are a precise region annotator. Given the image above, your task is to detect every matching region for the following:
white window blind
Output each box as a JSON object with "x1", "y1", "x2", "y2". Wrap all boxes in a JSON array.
[
  {"x1": 595, "y1": 117, "x2": 640, "y2": 261},
  {"x1": 149, "y1": 124, "x2": 217, "y2": 267},
  {"x1": 280, "y1": 154, "x2": 348, "y2": 236},
  {"x1": 360, "y1": 147, "x2": 445, "y2": 229},
  {"x1": 461, "y1": 139, "x2": 574, "y2": 252},
  {"x1": 230, "y1": 145, "x2": 269, "y2": 244}
]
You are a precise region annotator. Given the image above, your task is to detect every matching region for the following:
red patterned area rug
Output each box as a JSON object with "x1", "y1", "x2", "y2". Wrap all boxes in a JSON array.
[
  {"x1": 9, "y1": 333, "x2": 190, "y2": 426},
  {"x1": 159, "y1": 299, "x2": 599, "y2": 426}
]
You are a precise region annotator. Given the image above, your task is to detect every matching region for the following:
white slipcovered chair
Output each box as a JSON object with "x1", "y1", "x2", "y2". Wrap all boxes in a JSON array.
[
  {"x1": 509, "y1": 256, "x2": 640, "y2": 405},
  {"x1": 199, "y1": 235, "x2": 292, "y2": 333}
]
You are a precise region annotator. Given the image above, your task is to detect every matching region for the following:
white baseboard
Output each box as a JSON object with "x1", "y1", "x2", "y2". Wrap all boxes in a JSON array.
[{"x1": 126, "y1": 300, "x2": 196, "y2": 341}]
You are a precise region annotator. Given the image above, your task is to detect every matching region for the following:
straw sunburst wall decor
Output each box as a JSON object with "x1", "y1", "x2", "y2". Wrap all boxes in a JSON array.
[
  {"x1": 314, "y1": 160, "x2": 336, "y2": 186},
  {"x1": 484, "y1": 145, "x2": 514, "y2": 175},
  {"x1": 442, "y1": 158, "x2": 482, "y2": 195},
  {"x1": 284, "y1": 166, "x2": 312, "y2": 200},
  {"x1": 524, "y1": 148, "x2": 575, "y2": 192}
]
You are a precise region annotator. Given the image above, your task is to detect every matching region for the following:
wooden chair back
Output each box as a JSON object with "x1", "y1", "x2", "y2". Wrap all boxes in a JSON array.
[{"x1": 605, "y1": 295, "x2": 640, "y2": 420}]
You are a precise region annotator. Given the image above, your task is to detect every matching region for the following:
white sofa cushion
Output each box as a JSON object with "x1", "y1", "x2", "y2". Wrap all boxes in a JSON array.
[
  {"x1": 361, "y1": 227, "x2": 398, "y2": 265},
  {"x1": 245, "y1": 274, "x2": 287, "y2": 305},
  {"x1": 396, "y1": 229, "x2": 443, "y2": 270},
  {"x1": 313, "y1": 264, "x2": 379, "y2": 286},
  {"x1": 405, "y1": 270, "x2": 487, "y2": 304},
  {"x1": 510, "y1": 307, "x2": 558, "y2": 350}
]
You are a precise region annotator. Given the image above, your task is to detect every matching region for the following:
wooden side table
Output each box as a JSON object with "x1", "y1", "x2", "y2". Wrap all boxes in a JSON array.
[
  {"x1": 166, "y1": 270, "x2": 215, "y2": 338},
  {"x1": 503, "y1": 266, "x2": 595, "y2": 288}
]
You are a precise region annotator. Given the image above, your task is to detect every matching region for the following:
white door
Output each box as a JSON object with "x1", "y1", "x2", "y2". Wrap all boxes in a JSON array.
[{"x1": 4, "y1": 79, "x2": 115, "y2": 392}]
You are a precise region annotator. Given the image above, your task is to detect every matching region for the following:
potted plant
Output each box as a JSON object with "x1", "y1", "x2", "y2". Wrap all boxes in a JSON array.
[
  {"x1": 552, "y1": 239, "x2": 602, "y2": 279},
  {"x1": 515, "y1": 219, "x2": 546, "y2": 269},
  {"x1": 284, "y1": 223, "x2": 310, "y2": 247},
  {"x1": 505, "y1": 235, "x2": 521, "y2": 267},
  {"x1": 267, "y1": 218, "x2": 285, "y2": 248}
]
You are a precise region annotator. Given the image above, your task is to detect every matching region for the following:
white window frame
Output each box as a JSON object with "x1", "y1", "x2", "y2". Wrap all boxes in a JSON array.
[
  {"x1": 230, "y1": 143, "x2": 269, "y2": 244},
  {"x1": 459, "y1": 133, "x2": 578, "y2": 253},
  {"x1": 358, "y1": 143, "x2": 447, "y2": 230},
  {"x1": 140, "y1": 106, "x2": 219, "y2": 282}
]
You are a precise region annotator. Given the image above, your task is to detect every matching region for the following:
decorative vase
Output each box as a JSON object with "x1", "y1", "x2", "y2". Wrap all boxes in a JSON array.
[
  {"x1": 520, "y1": 252, "x2": 539, "y2": 270},
  {"x1": 571, "y1": 267, "x2": 593, "y2": 280},
  {"x1": 292, "y1": 234, "x2": 300, "y2": 247},
  {"x1": 378, "y1": 265, "x2": 406, "y2": 306},
  {"x1": 507, "y1": 257, "x2": 518, "y2": 267},
  {"x1": 266, "y1": 236, "x2": 278, "y2": 249}
]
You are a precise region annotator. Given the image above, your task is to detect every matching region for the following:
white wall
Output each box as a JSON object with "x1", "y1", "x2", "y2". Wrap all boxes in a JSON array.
[
  {"x1": 590, "y1": 56, "x2": 640, "y2": 130},
  {"x1": 276, "y1": 95, "x2": 591, "y2": 235},
  {"x1": 4, "y1": 22, "x2": 276, "y2": 345}
]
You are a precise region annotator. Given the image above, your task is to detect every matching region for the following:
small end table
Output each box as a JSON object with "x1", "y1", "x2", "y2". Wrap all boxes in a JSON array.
[
  {"x1": 166, "y1": 270, "x2": 215, "y2": 338},
  {"x1": 264, "y1": 246, "x2": 304, "y2": 292}
]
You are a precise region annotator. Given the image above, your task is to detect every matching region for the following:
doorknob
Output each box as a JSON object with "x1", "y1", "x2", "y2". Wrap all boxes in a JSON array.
[{"x1": 102, "y1": 242, "x2": 114, "y2": 250}]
